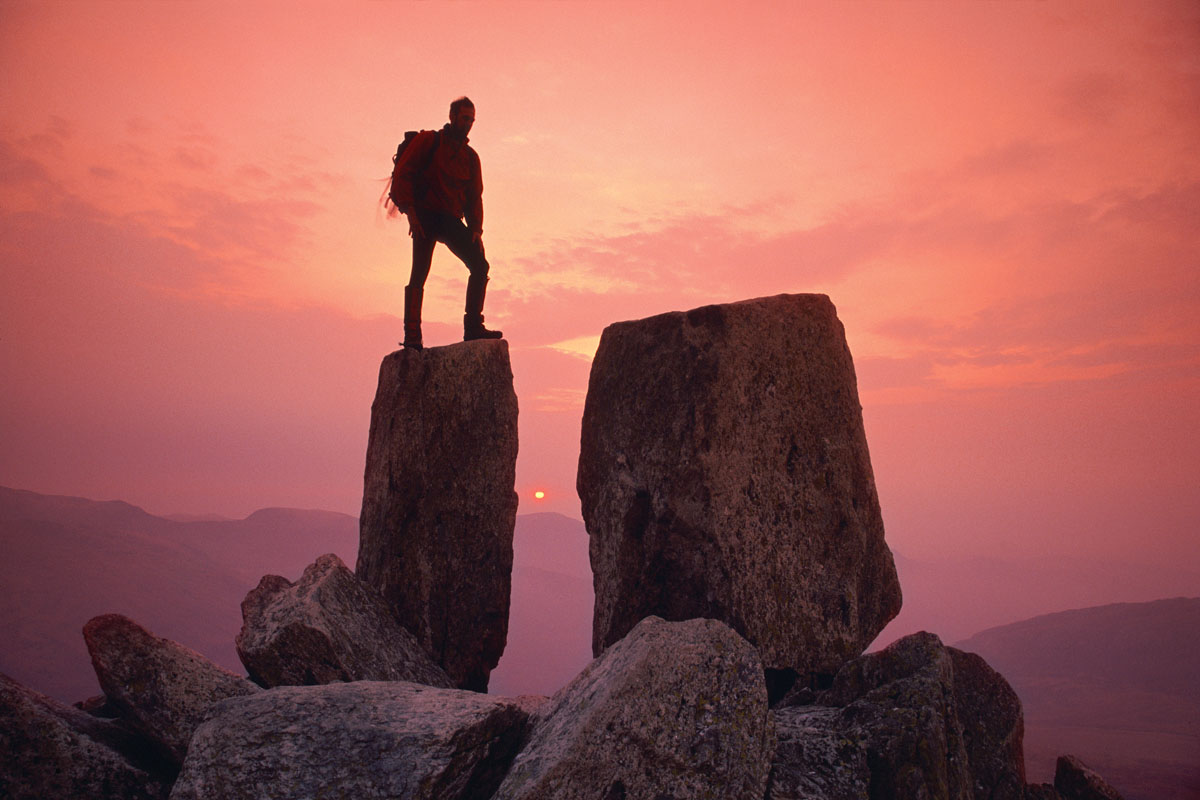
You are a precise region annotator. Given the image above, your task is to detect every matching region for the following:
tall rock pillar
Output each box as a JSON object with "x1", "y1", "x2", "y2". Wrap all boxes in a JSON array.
[
  {"x1": 358, "y1": 339, "x2": 518, "y2": 692},
  {"x1": 578, "y1": 294, "x2": 901, "y2": 683}
]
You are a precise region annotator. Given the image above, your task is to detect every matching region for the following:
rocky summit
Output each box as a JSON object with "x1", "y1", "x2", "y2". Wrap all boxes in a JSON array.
[
  {"x1": 579, "y1": 294, "x2": 902, "y2": 683},
  {"x1": 236, "y1": 552, "x2": 453, "y2": 689},
  {"x1": 357, "y1": 339, "x2": 519, "y2": 692}
]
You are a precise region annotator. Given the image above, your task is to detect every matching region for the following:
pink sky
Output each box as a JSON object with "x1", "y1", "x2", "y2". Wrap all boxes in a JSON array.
[{"x1": 2, "y1": 1, "x2": 1197, "y2": 567}]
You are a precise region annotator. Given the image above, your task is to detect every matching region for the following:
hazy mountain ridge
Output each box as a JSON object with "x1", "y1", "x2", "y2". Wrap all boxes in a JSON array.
[
  {"x1": 878, "y1": 551, "x2": 1200, "y2": 646},
  {"x1": 955, "y1": 597, "x2": 1200, "y2": 800},
  {"x1": 0, "y1": 487, "x2": 594, "y2": 702},
  {"x1": 957, "y1": 597, "x2": 1200, "y2": 701},
  {"x1": 0, "y1": 486, "x2": 358, "y2": 701}
]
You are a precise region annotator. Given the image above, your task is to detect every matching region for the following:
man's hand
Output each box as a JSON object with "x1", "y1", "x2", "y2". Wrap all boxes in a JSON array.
[
  {"x1": 470, "y1": 228, "x2": 484, "y2": 254},
  {"x1": 406, "y1": 212, "x2": 425, "y2": 240}
]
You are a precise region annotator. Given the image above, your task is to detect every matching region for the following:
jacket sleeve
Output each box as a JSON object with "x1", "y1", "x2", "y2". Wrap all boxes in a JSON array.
[
  {"x1": 389, "y1": 131, "x2": 436, "y2": 213},
  {"x1": 465, "y1": 149, "x2": 484, "y2": 234}
]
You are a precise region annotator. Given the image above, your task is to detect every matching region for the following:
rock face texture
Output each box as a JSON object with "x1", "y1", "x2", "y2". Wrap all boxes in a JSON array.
[
  {"x1": 236, "y1": 553, "x2": 453, "y2": 689},
  {"x1": 494, "y1": 616, "x2": 774, "y2": 800},
  {"x1": 0, "y1": 672, "x2": 166, "y2": 800},
  {"x1": 766, "y1": 632, "x2": 1026, "y2": 800},
  {"x1": 358, "y1": 340, "x2": 519, "y2": 692},
  {"x1": 578, "y1": 294, "x2": 901, "y2": 680},
  {"x1": 83, "y1": 613, "x2": 259, "y2": 767},
  {"x1": 1054, "y1": 755, "x2": 1125, "y2": 800},
  {"x1": 170, "y1": 681, "x2": 532, "y2": 800}
]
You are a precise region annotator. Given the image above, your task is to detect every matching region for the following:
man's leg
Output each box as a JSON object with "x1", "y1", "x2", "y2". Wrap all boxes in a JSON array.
[
  {"x1": 404, "y1": 227, "x2": 436, "y2": 350},
  {"x1": 436, "y1": 217, "x2": 502, "y2": 341}
]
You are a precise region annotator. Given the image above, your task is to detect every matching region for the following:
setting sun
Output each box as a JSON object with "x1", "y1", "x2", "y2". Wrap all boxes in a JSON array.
[{"x1": 534, "y1": 491, "x2": 545, "y2": 500}]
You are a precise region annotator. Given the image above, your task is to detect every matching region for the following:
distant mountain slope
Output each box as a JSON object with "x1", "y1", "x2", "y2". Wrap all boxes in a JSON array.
[
  {"x1": 956, "y1": 598, "x2": 1200, "y2": 800},
  {"x1": 877, "y1": 552, "x2": 1200, "y2": 646},
  {"x1": 957, "y1": 597, "x2": 1200, "y2": 699},
  {"x1": 0, "y1": 487, "x2": 593, "y2": 702},
  {"x1": 490, "y1": 512, "x2": 593, "y2": 697},
  {"x1": 0, "y1": 486, "x2": 358, "y2": 701}
]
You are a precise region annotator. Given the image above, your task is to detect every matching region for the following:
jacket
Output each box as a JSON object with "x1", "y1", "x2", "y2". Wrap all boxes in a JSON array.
[{"x1": 390, "y1": 124, "x2": 484, "y2": 234}]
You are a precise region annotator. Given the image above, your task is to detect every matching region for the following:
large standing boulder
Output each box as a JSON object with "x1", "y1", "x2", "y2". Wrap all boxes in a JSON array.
[
  {"x1": 236, "y1": 553, "x2": 453, "y2": 689},
  {"x1": 357, "y1": 340, "x2": 519, "y2": 692},
  {"x1": 0, "y1": 672, "x2": 167, "y2": 800},
  {"x1": 578, "y1": 294, "x2": 901, "y2": 682},
  {"x1": 766, "y1": 632, "x2": 1027, "y2": 800},
  {"x1": 169, "y1": 681, "x2": 532, "y2": 800},
  {"x1": 494, "y1": 616, "x2": 774, "y2": 800},
  {"x1": 83, "y1": 614, "x2": 259, "y2": 767}
]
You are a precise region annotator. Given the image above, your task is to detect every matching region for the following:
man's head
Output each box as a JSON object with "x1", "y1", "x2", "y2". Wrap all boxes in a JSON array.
[{"x1": 448, "y1": 96, "x2": 475, "y2": 138}]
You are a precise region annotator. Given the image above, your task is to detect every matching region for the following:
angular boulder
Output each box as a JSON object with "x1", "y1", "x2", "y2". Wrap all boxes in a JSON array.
[
  {"x1": 0, "y1": 672, "x2": 166, "y2": 800},
  {"x1": 169, "y1": 681, "x2": 531, "y2": 800},
  {"x1": 1054, "y1": 755, "x2": 1125, "y2": 800},
  {"x1": 83, "y1": 614, "x2": 259, "y2": 766},
  {"x1": 236, "y1": 553, "x2": 453, "y2": 689},
  {"x1": 494, "y1": 616, "x2": 774, "y2": 800},
  {"x1": 767, "y1": 632, "x2": 1027, "y2": 800},
  {"x1": 950, "y1": 648, "x2": 1026, "y2": 799},
  {"x1": 357, "y1": 340, "x2": 519, "y2": 692},
  {"x1": 578, "y1": 294, "x2": 901, "y2": 681}
]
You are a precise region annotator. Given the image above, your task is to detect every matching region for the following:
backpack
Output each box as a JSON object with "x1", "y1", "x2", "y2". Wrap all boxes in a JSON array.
[{"x1": 387, "y1": 129, "x2": 440, "y2": 209}]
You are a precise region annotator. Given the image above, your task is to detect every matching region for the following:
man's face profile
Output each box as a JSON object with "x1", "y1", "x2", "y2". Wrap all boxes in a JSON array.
[{"x1": 450, "y1": 105, "x2": 475, "y2": 138}]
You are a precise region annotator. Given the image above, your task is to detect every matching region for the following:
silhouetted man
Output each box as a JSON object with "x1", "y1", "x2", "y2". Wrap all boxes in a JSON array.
[{"x1": 389, "y1": 96, "x2": 501, "y2": 350}]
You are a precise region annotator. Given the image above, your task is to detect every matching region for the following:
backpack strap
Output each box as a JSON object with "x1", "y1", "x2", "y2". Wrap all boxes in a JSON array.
[{"x1": 422, "y1": 130, "x2": 441, "y2": 177}]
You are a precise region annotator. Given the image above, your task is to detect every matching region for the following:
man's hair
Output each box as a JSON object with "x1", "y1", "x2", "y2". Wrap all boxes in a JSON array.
[{"x1": 450, "y1": 96, "x2": 475, "y2": 117}]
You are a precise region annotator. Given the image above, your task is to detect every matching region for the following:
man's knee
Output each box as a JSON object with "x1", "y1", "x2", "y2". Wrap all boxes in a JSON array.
[{"x1": 468, "y1": 253, "x2": 490, "y2": 278}]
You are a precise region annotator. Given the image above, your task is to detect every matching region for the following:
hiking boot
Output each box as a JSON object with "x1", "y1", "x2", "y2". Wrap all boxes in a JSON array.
[
  {"x1": 402, "y1": 322, "x2": 423, "y2": 350},
  {"x1": 464, "y1": 314, "x2": 503, "y2": 341},
  {"x1": 401, "y1": 285, "x2": 423, "y2": 350},
  {"x1": 463, "y1": 274, "x2": 502, "y2": 341}
]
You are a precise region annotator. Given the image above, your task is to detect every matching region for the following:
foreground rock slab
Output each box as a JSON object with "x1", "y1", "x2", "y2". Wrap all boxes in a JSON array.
[
  {"x1": 767, "y1": 632, "x2": 1026, "y2": 800},
  {"x1": 0, "y1": 672, "x2": 166, "y2": 800},
  {"x1": 236, "y1": 553, "x2": 452, "y2": 689},
  {"x1": 358, "y1": 340, "x2": 519, "y2": 691},
  {"x1": 579, "y1": 294, "x2": 901, "y2": 681},
  {"x1": 84, "y1": 613, "x2": 259, "y2": 767},
  {"x1": 169, "y1": 681, "x2": 531, "y2": 800},
  {"x1": 494, "y1": 616, "x2": 774, "y2": 800}
]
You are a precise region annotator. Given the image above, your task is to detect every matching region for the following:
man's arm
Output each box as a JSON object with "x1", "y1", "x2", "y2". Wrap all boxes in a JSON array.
[{"x1": 466, "y1": 149, "x2": 484, "y2": 244}]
